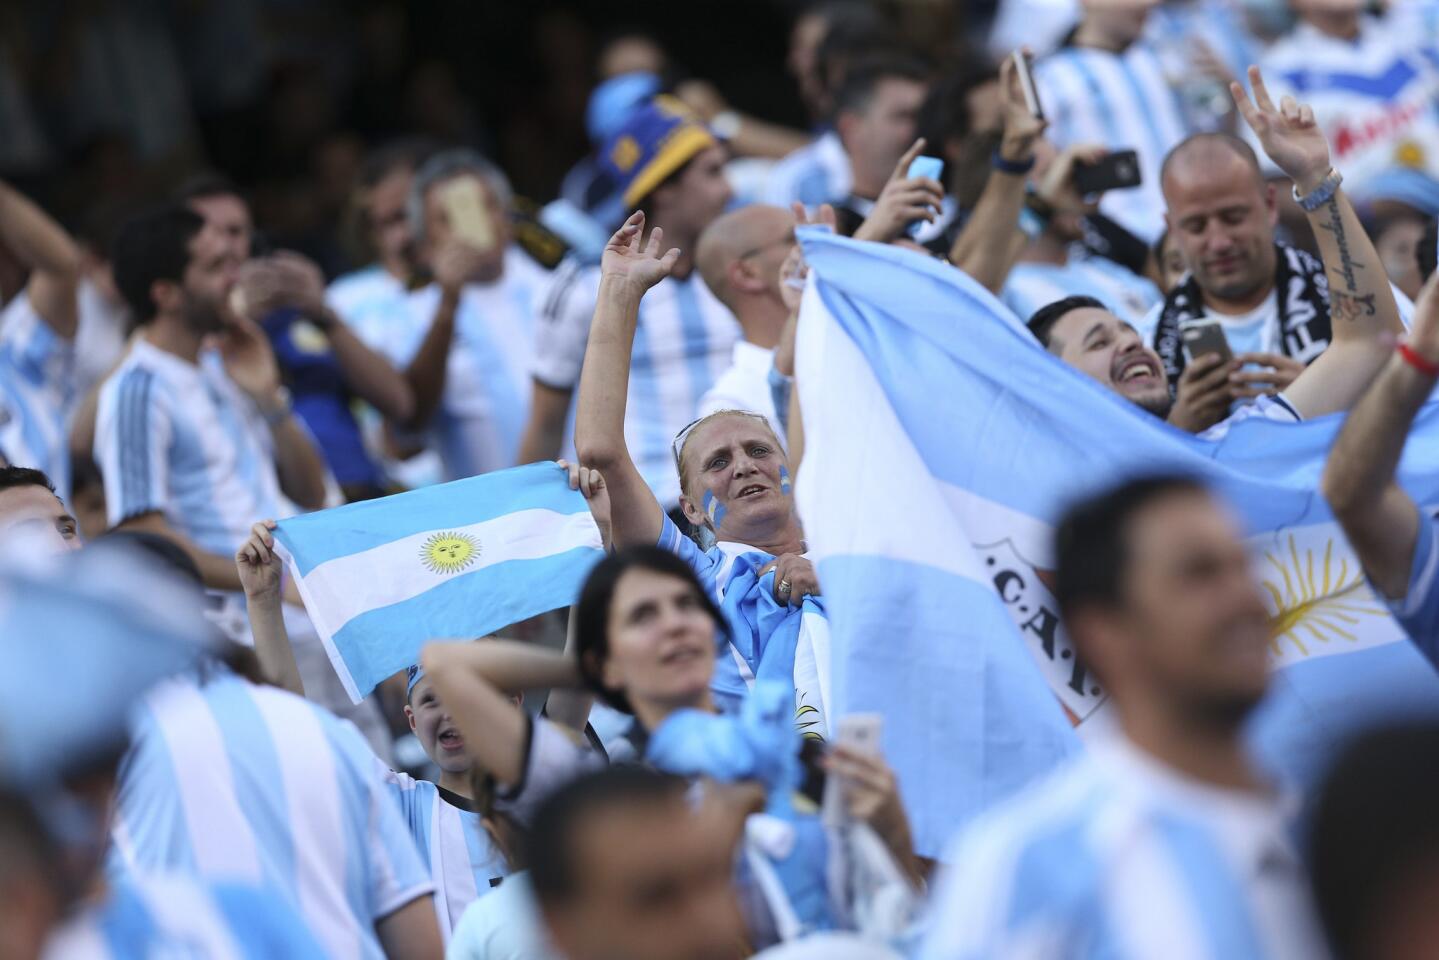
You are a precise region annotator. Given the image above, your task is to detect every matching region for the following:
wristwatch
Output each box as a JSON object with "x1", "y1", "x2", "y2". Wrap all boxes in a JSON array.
[{"x1": 1293, "y1": 168, "x2": 1343, "y2": 212}]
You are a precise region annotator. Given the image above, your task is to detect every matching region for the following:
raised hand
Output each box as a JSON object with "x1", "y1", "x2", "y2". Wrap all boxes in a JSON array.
[
  {"x1": 779, "y1": 201, "x2": 836, "y2": 311},
  {"x1": 557, "y1": 459, "x2": 612, "y2": 550},
  {"x1": 1231, "y1": 65, "x2": 1332, "y2": 193},
  {"x1": 600, "y1": 211, "x2": 680, "y2": 295},
  {"x1": 853, "y1": 138, "x2": 944, "y2": 244},
  {"x1": 237, "y1": 519, "x2": 283, "y2": 601},
  {"x1": 998, "y1": 49, "x2": 1048, "y2": 164},
  {"x1": 1036, "y1": 143, "x2": 1109, "y2": 214}
]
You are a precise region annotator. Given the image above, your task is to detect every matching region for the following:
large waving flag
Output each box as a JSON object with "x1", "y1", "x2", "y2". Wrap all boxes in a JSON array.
[
  {"x1": 794, "y1": 229, "x2": 1439, "y2": 857},
  {"x1": 275, "y1": 463, "x2": 604, "y2": 701}
]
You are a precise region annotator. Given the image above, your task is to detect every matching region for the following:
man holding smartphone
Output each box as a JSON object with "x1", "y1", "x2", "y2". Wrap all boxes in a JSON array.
[{"x1": 1027, "y1": 68, "x2": 1405, "y2": 437}]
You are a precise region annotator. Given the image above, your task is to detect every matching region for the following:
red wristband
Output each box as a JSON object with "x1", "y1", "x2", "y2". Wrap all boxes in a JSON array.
[{"x1": 1400, "y1": 343, "x2": 1439, "y2": 378}]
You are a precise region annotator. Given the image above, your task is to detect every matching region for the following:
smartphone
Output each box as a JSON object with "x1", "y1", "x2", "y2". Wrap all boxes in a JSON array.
[
  {"x1": 1074, "y1": 150, "x2": 1142, "y2": 195},
  {"x1": 906, "y1": 156, "x2": 945, "y2": 238},
  {"x1": 438, "y1": 177, "x2": 497, "y2": 253},
  {"x1": 822, "y1": 713, "x2": 884, "y2": 825},
  {"x1": 1181, "y1": 320, "x2": 1234, "y2": 365},
  {"x1": 1011, "y1": 50, "x2": 1044, "y2": 121}
]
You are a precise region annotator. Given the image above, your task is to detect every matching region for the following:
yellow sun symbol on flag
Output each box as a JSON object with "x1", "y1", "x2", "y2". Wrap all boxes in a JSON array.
[
  {"x1": 1262, "y1": 535, "x2": 1387, "y2": 657},
  {"x1": 420, "y1": 532, "x2": 480, "y2": 574}
]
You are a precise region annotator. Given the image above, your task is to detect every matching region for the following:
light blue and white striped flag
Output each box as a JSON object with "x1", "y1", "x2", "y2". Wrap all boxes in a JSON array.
[
  {"x1": 275, "y1": 462, "x2": 604, "y2": 701},
  {"x1": 794, "y1": 229, "x2": 1439, "y2": 858}
]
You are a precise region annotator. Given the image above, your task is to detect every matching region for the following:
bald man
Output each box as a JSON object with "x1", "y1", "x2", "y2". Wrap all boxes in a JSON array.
[
  {"x1": 1138, "y1": 132, "x2": 1413, "y2": 430},
  {"x1": 695, "y1": 205, "x2": 796, "y2": 436}
]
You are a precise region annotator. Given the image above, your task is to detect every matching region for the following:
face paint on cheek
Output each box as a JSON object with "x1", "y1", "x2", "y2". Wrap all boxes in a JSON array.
[
  {"x1": 779, "y1": 466, "x2": 792, "y2": 495},
  {"x1": 703, "y1": 490, "x2": 727, "y2": 528}
]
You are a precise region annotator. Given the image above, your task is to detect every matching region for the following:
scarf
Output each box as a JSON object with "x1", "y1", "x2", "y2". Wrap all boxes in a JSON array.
[{"x1": 1152, "y1": 243, "x2": 1332, "y2": 387}]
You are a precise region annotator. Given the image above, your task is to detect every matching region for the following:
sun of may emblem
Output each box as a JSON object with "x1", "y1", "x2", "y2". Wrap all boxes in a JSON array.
[{"x1": 420, "y1": 531, "x2": 481, "y2": 574}]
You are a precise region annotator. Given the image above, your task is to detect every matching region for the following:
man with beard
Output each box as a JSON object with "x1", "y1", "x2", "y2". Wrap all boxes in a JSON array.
[
  {"x1": 93, "y1": 204, "x2": 327, "y2": 590},
  {"x1": 918, "y1": 475, "x2": 1329, "y2": 960}
]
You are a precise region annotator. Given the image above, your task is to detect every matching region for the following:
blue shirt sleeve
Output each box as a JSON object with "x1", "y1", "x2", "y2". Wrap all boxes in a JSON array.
[
  {"x1": 657, "y1": 511, "x2": 721, "y2": 593},
  {"x1": 1383, "y1": 504, "x2": 1439, "y2": 666}
]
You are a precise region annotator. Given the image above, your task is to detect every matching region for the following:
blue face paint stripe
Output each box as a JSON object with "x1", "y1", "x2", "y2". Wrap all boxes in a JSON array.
[
  {"x1": 779, "y1": 465, "x2": 793, "y2": 495},
  {"x1": 703, "y1": 489, "x2": 727, "y2": 529}
]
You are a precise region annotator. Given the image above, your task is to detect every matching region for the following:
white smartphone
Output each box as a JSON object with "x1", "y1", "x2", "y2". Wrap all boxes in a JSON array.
[
  {"x1": 1012, "y1": 50, "x2": 1045, "y2": 121},
  {"x1": 836, "y1": 713, "x2": 883, "y2": 756},
  {"x1": 438, "y1": 177, "x2": 497, "y2": 253}
]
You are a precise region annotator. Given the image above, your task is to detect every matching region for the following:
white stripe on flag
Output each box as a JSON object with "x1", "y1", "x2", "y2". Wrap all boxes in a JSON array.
[{"x1": 296, "y1": 509, "x2": 601, "y2": 635}]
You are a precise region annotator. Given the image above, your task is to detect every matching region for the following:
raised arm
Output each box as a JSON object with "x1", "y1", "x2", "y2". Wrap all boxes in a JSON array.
[
  {"x1": 1232, "y1": 66, "x2": 1402, "y2": 419},
  {"x1": 572, "y1": 212, "x2": 679, "y2": 548},
  {"x1": 0, "y1": 180, "x2": 80, "y2": 338},
  {"x1": 945, "y1": 53, "x2": 1046, "y2": 292},
  {"x1": 236, "y1": 519, "x2": 306, "y2": 696},
  {"x1": 420, "y1": 639, "x2": 583, "y2": 788},
  {"x1": 402, "y1": 242, "x2": 488, "y2": 430},
  {"x1": 1321, "y1": 271, "x2": 1439, "y2": 599}
]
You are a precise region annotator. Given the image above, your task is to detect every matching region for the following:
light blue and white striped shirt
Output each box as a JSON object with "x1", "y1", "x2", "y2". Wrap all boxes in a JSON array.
[
  {"x1": 109, "y1": 674, "x2": 434, "y2": 960},
  {"x1": 356, "y1": 248, "x2": 549, "y2": 481},
  {"x1": 1036, "y1": 42, "x2": 1192, "y2": 242},
  {"x1": 1002, "y1": 252, "x2": 1162, "y2": 327},
  {"x1": 917, "y1": 736, "x2": 1329, "y2": 960},
  {"x1": 43, "y1": 874, "x2": 323, "y2": 959},
  {"x1": 94, "y1": 338, "x2": 286, "y2": 557},
  {"x1": 381, "y1": 715, "x2": 601, "y2": 940},
  {"x1": 762, "y1": 130, "x2": 853, "y2": 209},
  {"x1": 535, "y1": 261, "x2": 741, "y2": 508},
  {"x1": 0, "y1": 293, "x2": 74, "y2": 494}
]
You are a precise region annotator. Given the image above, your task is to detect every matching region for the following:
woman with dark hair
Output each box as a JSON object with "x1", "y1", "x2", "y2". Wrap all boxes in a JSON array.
[{"x1": 422, "y1": 546, "x2": 921, "y2": 946}]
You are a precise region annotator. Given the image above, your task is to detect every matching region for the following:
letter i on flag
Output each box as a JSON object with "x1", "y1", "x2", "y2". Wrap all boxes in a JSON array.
[{"x1": 273, "y1": 463, "x2": 604, "y2": 701}]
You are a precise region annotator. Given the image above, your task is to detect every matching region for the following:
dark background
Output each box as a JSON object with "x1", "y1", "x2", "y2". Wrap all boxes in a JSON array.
[{"x1": 0, "y1": 0, "x2": 991, "y2": 272}]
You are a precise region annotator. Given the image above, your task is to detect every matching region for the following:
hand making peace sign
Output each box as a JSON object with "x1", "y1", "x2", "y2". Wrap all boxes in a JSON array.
[{"x1": 1231, "y1": 65, "x2": 1333, "y2": 195}]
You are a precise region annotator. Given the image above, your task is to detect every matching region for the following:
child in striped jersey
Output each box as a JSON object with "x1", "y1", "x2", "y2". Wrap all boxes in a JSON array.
[{"x1": 239, "y1": 519, "x2": 601, "y2": 943}]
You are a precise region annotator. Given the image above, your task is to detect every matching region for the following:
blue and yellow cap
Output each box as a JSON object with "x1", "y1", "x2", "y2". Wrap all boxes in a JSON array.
[{"x1": 601, "y1": 95, "x2": 721, "y2": 208}]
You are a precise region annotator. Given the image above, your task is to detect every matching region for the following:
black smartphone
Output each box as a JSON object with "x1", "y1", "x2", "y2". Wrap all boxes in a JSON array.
[
  {"x1": 1074, "y1": 150, "x2": 1142, "y2": 195},
  {"x1": 1181, "y1": 321, "x2": 1234, "y2": 365}
]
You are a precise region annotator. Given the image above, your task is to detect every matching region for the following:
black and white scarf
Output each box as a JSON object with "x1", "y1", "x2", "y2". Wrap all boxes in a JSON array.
[{"x1": 1153, "y1": 243, "x2": 1332, "y2": 387}]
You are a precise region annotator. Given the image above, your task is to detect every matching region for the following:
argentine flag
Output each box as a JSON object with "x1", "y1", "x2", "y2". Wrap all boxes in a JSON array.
[
  {"x1": 275, "y1": 463, "x2": 604, "y2": 701},
  {"x1": 794, "y1": 229, "x2": 1439, "y2": 857}
]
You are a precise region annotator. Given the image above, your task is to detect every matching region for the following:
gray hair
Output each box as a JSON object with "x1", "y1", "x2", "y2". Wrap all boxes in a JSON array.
[{"x1": 407, "y1": 148, "x2": 514, "y2": 240}]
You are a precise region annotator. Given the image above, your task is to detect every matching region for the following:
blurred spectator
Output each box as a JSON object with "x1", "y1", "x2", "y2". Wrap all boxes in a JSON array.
[
  {"x1": 1001, "y1": 142, "x2": 1163, "y2": 325},
  {"x1": 1154, "y1": 226, "x2": 1189, "y2": 291},
  {"x1": 1308, "y1": 722, "x2": 1439, "y2": 960},
  {"x1": 1258, "y1": 0, "x2": 1439, "y2": 219},
  {"x1": 764, "y1": 3, "x2": 899, "y2": 208},
  {"x1": 695, "y1": 204, "x2": 798, "y2": 432},
  {"x1": 528, "y1": 768, "x2": 748, "y2": 960},
  {"x1": 0, "y1": 466, "x2": 80, "y2": 556},
  {"x1": 0, "y1": 180, "x2": 82, "y2": 494},
  {"x1": 520, "y1": 99, "x2": 740, "y2": 511},
  {"x1": 1035, "y1": 0, "x2": 1191, "y2": 242},
  {"x1": 362, "y1": 150, "x2": 550, "y2": 483},
  {"x1": 919, "y1": 475, "x2": 1329, "y2": 959},
  {"x1": 1371, "y1": 207, "x2": 1428, "y2": 301},
  {"x1": 829, "y1": 57, "x2": 934, "y2": 234},
  {"x1": 1145, "y1": 0, "x2": 1259, "y2": 133}
]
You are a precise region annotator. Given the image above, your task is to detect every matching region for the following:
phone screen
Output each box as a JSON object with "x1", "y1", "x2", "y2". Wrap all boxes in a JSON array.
[{"x1": 1181, "y1": 322, "x2": 1233, "y2": 365}]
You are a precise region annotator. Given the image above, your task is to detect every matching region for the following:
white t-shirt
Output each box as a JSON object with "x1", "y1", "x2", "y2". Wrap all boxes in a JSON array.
[
  {"x1": 445, "y1": 872, "x2": 558, "y2": 960},
  {"x1": 762, "y1": 130, "x2": 853, "y2": 209},
  {"x1": 698, "y1": 339, "x2": 787, "y2": 444}
]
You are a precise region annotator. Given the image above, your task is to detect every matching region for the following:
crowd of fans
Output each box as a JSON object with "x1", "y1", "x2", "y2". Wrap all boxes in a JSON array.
[{"x1": 11, "y1": 0, "x2": 1439, "y2": 957}]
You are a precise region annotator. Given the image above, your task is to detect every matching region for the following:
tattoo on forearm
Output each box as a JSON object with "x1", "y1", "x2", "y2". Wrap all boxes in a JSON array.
[
  {"x1": 1329, "y1": 292, "x2": 1377, "y2": 323},
  {"x1": 1316, "y1": 197, "x2": 1364, "y2": 295}
]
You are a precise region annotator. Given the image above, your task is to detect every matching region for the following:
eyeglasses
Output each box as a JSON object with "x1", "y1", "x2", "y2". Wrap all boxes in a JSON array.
[{"x1": 737, "y1": 230, "x2": 796, "y2": 261}]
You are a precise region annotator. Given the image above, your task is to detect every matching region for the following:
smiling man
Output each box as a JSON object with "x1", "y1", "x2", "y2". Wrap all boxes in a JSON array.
[{"x1": 1028, "y1": 68, "x2": 1405, "y2": 435}]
